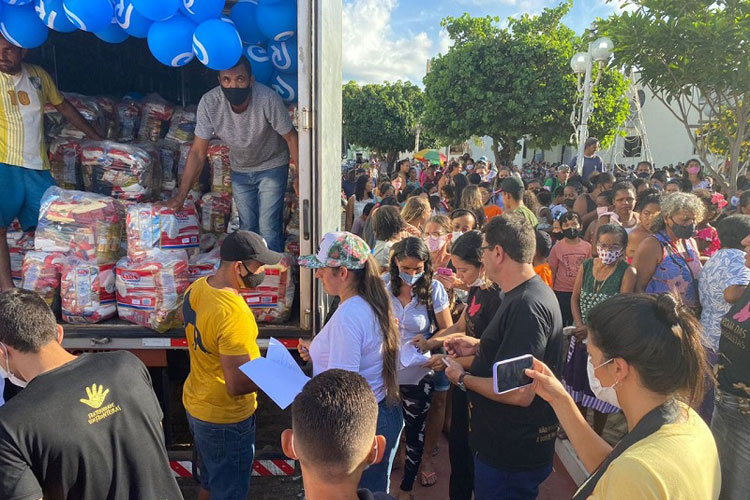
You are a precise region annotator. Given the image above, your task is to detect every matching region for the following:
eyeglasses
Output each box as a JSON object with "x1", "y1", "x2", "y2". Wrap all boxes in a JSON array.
[{"x1": 480, "y1": 245, "x2": 495, "y2": 252}]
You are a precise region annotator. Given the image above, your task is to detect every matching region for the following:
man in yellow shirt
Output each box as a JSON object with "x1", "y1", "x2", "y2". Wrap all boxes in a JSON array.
[
  {"x1": 0, "y1": 34, "x2": 103, "y2": 291},
  {"x1": 182, "y1": 230, "x2": 281, "y2": 500}
]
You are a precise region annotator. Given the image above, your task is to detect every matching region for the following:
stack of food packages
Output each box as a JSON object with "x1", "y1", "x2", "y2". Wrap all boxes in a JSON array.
[
  {"x1": 178, "y1": 142, "x2": 208, "y2": 201},
  {"x1": 239, "y1": 253, "x2": 296, "y2": 323},
  {"x1": 43, "y1": 93, "x2": 104, "y2": 141},
  {"x1": 48, "y1": 138, "x2": 83, "y2": 190},
  {"x1": 158, "y1": 141, "x2": 179, "y2": 198},
  {"x1": 138, "y1": 95, "x2": 174, "y2": 143},
  {"x1": 116, "y1": 98, "x2": 142, "y2": 142},
  {"x1": 207, "y1": 140, "x2": 232, "y2": 195},
  {"x1": 81, "y1": 140, "x2": 162, "y2": 203},
  {"x1": 6, "y1": 226, "x2": 35, "y2": 287},
  {"x1": 125, "y1": 202, "x2": 200, "y2": 259},
  {"x1": 31, "y1": 187, "x2": 124, "y2": 320},
  {"x1": 199, "y1": 140, "x2": 233, "y2": 243},
  {"x1": 165, "y1": 106, "x2": 197, "y2": 144}
]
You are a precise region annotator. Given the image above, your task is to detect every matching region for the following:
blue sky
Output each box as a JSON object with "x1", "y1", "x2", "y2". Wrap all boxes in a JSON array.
[{"x1": 342, "y1": 0, "x2": 627, "y2": 85}]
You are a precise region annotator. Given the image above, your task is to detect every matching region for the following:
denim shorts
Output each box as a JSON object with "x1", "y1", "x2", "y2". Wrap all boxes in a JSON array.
[
  {"x1": 187, "y1": 412, "x2": 256, "y2": 500},
  {"x1": 433, "y1": 370, "x2": 451, "y2": 392},
  {"x1": 0, "y1": 163, "x2": 55, "y2": 229}
]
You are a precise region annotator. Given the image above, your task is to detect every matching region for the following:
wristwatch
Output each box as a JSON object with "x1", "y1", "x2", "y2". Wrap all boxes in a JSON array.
[{"x1": 458, "y1": 372, "x2": 469, "y2": 392}]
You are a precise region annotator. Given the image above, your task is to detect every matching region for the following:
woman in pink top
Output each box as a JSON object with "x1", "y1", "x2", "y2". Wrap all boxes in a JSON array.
[{"x1": 549, "y1": 211, "x2": 591, "y2": 326}]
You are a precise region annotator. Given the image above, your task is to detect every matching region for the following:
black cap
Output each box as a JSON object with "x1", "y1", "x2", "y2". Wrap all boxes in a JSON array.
[
  {"x1": 501, "y1": 175, "x2": 525, "y2": 195},
  {"x1": 220, "y1": 230, "x2": 282, "y2": 265}
]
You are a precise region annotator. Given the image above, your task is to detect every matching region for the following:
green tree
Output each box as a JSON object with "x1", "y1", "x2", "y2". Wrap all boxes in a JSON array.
[
  {"x1": 423, "y1": 2, "x2": 629, "y2": 166},
  {"x1": 342, "y1": 80, "x2": 427, "y2": 165},
  {"x1": 596, "y1": 0, "x2": 750, "y2": 194}
]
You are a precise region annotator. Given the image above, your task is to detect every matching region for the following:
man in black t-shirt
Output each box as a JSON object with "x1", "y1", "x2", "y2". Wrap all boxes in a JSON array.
[
  {"x1": 0, "y1": 289, "x2": 183, "y2": 500},
  {"x1": 445, "y1": 214, "x2": 563, "y2": 500}
]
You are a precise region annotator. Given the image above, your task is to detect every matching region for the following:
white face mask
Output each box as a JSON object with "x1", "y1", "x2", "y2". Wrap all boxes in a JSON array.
[
  {"x1": 0, "y1": 343, "x2": 28, "y2": 388},
  {"x1": 452, "y1": 231, "x2": 464, "y2": 242},
  {"x1": 470, "y1": 277, "x2": 483, "y2": 287},
  {"x1": 586, "y1": 356, "x2": 619, "y2": 408}
]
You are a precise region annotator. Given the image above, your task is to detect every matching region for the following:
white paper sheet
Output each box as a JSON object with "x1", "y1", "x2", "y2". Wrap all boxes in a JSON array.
[
  {"x1": 239, "y1": 338, "x2": 310, "y2": 409},
  {"x1": 398, "y1": 343, "x2": 433, "y2": 385}
]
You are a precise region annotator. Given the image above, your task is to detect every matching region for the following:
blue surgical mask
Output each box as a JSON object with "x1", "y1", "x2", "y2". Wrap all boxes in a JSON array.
[{"x1": 399, "y1": 271, "x2": 424, "y2": 286}]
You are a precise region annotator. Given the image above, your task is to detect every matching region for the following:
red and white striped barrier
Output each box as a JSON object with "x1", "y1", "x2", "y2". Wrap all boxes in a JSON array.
[{"x1": 170, "y1": 459, "x2": 297, "y2": 478}]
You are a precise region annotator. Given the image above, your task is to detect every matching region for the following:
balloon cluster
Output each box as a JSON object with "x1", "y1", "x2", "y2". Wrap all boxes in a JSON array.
[{"x1": 0, "y1": 0, "x2": 298, "y2": 103}]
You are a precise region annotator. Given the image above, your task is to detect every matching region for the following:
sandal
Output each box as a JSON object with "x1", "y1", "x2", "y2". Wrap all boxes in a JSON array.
[{"x1": 419, "y1": 471, "x2": 438, "y2": 487}]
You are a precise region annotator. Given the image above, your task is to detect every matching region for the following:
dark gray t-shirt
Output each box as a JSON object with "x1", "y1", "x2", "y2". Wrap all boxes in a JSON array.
[
  {"x1": 194, "y1": 83, "x2": 293, "y2": 173},
  {"x1": 570, "y1": 154, "x2": 603, "y2": 180}
]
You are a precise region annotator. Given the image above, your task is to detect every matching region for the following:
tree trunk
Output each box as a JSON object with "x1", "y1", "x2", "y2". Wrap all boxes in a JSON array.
[{"x1": 492, "y1": 136, "x2": 518, "y2": 167}]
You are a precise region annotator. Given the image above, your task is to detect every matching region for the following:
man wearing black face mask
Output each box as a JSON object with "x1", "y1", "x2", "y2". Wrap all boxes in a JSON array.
[
  {"x1": 165, "y1": 57, "x2": 298, "y2": 253},
  {"x1": 182, "y1": 230, "x2": 282, "y2": 500}
]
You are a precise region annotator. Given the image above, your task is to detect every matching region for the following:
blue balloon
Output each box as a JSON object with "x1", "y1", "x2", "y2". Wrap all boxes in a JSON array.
[
  {"x1": 34, "y1": 0, "x2": 76, "y2": 32},
  {"x1": 192, "y1": 18, "x2": 242, "y2": 71},
  {"x1": 257, "y1": 0, "x2": 296, "y2": 42},
  {"x1": 270, "y1": 71, "x2": 296, "y2": 104},
  {"x1": 268, "y1": 37, "x2": 296, "y2": 74},
  {"x1": 0, "y1": 4, "x2": 48, "y2": 48},
  {"x1": 95, "y1": 21, "x2": 129, "y2": 43},
  {"x1": 179, "y1": 0, "x2": 223, "y2": 24},
  {"x1": 244, "y1": 44, "x2": 273, "y2": 85},
  {"x1": 230, "y1": 0, "x2": 266, "y2": 45},
  {"x1": 148, "y1": 14, "x2": 196, "y2": 67},
  {"x1": 113, "y1": 0, "x2": 152, "y2": 38},
  {"x1": 2, "y1": 0, "x2": 33, "y2": 5},
  {"x1": 63, "y1": 0, "x2": 111, "y2": 32},
  {"x1": 132, "y1": 0, "x2": 179, "y2": 22}
]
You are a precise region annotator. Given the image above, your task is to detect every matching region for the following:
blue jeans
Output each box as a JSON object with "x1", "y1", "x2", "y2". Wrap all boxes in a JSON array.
[
  {"x1": 186, "y1": 412, "x2": 256, "y2": 500},
  {"x1": 711, "y1": 390, "x2": 750, "y2": 500},
  {"x1": 359, "y1": 399, "x2": 404, "y2": 493},
  {"x1": 231, "y1": 165, "x2": 288, "y2": 252},
  {"x1": 473, "y1": 455, "x2": 552, "y2": 500},
  {"x1": 0, "y1": 163, "x2": 55, "y2": 229}
]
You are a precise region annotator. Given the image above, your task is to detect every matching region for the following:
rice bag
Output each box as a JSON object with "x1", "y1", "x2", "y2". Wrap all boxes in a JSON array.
[
  {"x1": 207, "y1": 140, "x2": 231, "y2": 194},
  {"x1": 21, "y1": 251, "x2": 65, "y2": 306},
  {"x1": 126, "y1": 202, "x2": 200, "y2": 259},
  {"x1": 188, "y1": 247, "x2": 221, "y2": 283},
  {"x1": 117, "y1": 98, "x2": 142, "y2": 142},
  {"x1": 198, "y1": 192, "x2": 232, "y2": 233},
  {"x1": 35, "y1": 187, "x2": 125, "y2": 264},
  {"x1": 115, "y1": 249, "x2": 189, "y2": 332},
  {"x1": 81, "y1": 140, "x2": 161, "y2": 202},
  {"x1": 138, "y1": 95, "x2": 174, "y2": 143},
  {"x1": 165, "y1": 106, "x2": 197, "y2": 143},
  {"x1": 60, "y1": 258, "x2": 117, "y2": 324},
  {"x1": 48, "y1": 138, "x2": 83, "y2": 190},
  {"x1": 239, "y1": 254, "x2": 295, "y2": 323}
]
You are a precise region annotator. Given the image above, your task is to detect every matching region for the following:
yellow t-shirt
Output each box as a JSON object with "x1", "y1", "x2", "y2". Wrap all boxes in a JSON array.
[
  {"x1": 182, "y1": 277, "x2": 261, "y2": 424},
  {"x1": 589, "y1": 406, "x2": 720, "y2": 500},
  {"x1": 0, "y1": 64, "x2": 63, "y2": 170}
]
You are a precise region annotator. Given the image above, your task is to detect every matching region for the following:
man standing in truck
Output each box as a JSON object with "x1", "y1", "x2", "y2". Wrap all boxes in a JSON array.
[
  {"x1": 0, "y1": 34, "x2": 103, "y2": 292},
  {"x1": 165, "y1": 57, "x2": 299, "y2": 252}
]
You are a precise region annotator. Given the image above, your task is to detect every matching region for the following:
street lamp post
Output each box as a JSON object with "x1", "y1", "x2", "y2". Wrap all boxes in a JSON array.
[{"x1": 570, "y1": 37, "x2": 614, "y2": 171}]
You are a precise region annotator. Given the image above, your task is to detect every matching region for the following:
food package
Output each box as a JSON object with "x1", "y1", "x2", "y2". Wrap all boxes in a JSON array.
[
  {"x1": 117, "y1": 98, "x2": 142, "y2": 142},
  {"x1": 126, "y1": 202, "x2": 200, "y2": 259},
  {"x1": 21, "y1": 251, "x2": 65, "y2": 306},
  {"x1": 35, "y1": 187, "x2": 124, "y2": 264},
  {"x1": 158, "y1": 141, "x2": 179, "y2": 195},
  {"x1": 59, "y1": 93, "x2": 105, "y2": 139},
  {"x1": 165, "y1": 106, "x2": 197, "y2": 143},
  {"x1": 239, "y1": 254, "x2": 295, "y2": 323},
  {"x1": 207, "y1": 140, "x2": 231, "y2": 194},
  {"x1": 81, "y1": 140, "x2": 161, "y2": 202},
  {"x1": 43, "y1": 102, "x2": 66, "y2": 139},
  {"x1": 177, "y1": 142, "x2": 208, "y2": 197},
  {"x1": 115, "y1": 249, "x2": 189, "y2": 332},
  {"x1": 60, "y1": 258, "x2": 117, "y2": 324},
  {"x1": 95, "y1": 96, "x2": 119, "y2": 139},
  {"x1": 7, "y1": 230, "x2": 35, "y2": 286},
  {"x1": 198, "y1": 192, "x2": 232, "y2": 233},
  {"x1": 48, "y1": 138, "x2": 83, "y2": 189},
  {"x1": 188, "y1": 247, "x2": 221, "y2": 283},
  {"x1": 138, "y1": 94, "x2": 174, "y2": 143}
]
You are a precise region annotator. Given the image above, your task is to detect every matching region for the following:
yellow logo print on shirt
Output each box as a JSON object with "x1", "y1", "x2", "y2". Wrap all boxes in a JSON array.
[{"x1": 80, "y1": 384, "x2": 122, "y2": 424}]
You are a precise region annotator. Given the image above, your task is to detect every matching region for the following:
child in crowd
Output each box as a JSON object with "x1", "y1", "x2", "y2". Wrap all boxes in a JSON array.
[
  {"x1": 535, "y1": 189, "x2": 553, "y2": 231},
  {"x1": 549, "y1": 211, "x2": 591, "y2": 326},
  {"x1": 693, "y1": 189, "x2": 723, "y2": 258},
  {"x1": 534, "y1": 229, "x2": 554, "y2": 287},
  {"x1": 352, "y1": 203, "x2": 375, "y2": 237},
  {"x1": 550, "y1": 186, "x2": 568, "y2": 220},
  {"x1": 479, "y1": 183, "x2": 502, "y2": 221}
]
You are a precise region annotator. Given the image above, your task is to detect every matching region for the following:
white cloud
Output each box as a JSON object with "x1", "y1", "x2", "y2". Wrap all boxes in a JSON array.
[
  {"x1": 342, "y1": 0, "x2": 434, "y2": 84},
  {"x1": 437, "y1": 29, "x2": 453, "y2": 56}
]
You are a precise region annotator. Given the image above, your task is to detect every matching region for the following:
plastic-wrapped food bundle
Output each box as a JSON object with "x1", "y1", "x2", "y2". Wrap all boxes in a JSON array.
[
  {"x1": 207, "y1": 140, "x2": 232, "y2": 194},
  {"x1": 117, "y1": 98, "x2": 142, "y2": 142},
  {"x1": 159, "y1": 141, "x2": 179, "y2": 195},
  {"x1": 7, "y1": 230, "x2": 35, "y2": 286},
  {"x1": 188, "y1": 247, "x2": 221, "y2": 283},
  {"x1": 198, "y1": 192, "x2": 232, "y2": 233},
  {"x1": 81, "y1": 141, "x2": 161, "y2": 202},
  {"x1": 239, "y1": 254, "x2": 295, "y2": 323},
  {"x1": 177, "y1": 142, "x2": 208, "y2": 198},
  {"x1": 165, "y1": 106, "x2": 197, "y2": 143},
  {"x1": 116, "y1": 249, "x2": 189, "y2": 332},
  {"x1": 60, "y1": 258, "x2": 117, "y2": 324},
  {"x1": 43, "y1": 102, "x2": 66, "y2": 140},
  {"x1": 48, "y1": 138, "x2": 83, "y2": 190},
  {"x1": 35, "y1": 187, "x2": 124, "y2": 264},
  {"x1": 60, "y1": 94, "x2": 105, "y2": 139},
  {"x1": 21, "y1": 251, "x2": 65, "y2": 306},
  {"x1": 126, "y1": 202, "x2": 200, "y2": 259},
  {"x1": 138, "y1": 95, "x2": 174, "y2": 143},
  {"x1": 95, "y1": 96, "x2": 119, "y2": 139}
]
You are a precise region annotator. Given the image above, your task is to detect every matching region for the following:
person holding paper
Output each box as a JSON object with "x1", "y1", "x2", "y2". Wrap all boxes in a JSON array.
[
  {"x1": 182, "y1": 230, "x2": 282, "y2": 500},
  {"x1": 281, "y1": 369, "x2": 396, "y2": 500},
  {"x1": 297, "y1": 232, "x2": 402, "y2": 494}
]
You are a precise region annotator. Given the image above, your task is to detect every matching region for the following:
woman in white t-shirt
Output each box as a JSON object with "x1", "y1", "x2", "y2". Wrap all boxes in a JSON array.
[
  {"x1": 384, "y1": 237, "x2": 453, "y2": 499},
  {"x1": 297, "y1": 232, "x2": 402, "y2": 494}
]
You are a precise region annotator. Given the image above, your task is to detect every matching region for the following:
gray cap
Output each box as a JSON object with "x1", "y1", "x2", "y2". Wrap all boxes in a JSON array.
[
  {"x1": 220, "y1": 230, "x2": 282, "y2": 265},
  {"x1": 501, "y1": 175, "x2": 525, "y2": 195}
]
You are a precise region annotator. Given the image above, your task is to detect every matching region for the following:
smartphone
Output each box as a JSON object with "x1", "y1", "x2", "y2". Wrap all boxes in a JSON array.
[
  {"x1": 437, "y1": 267, "x2": 453, "y2": 277},
  {"x1": 493, "y1": 354, "x2": 534, "y2": 395}
]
